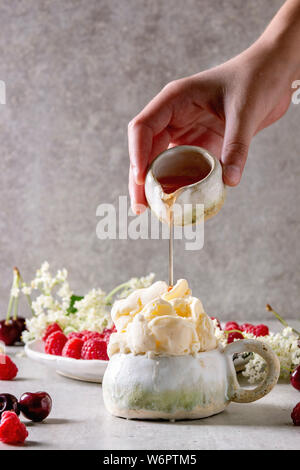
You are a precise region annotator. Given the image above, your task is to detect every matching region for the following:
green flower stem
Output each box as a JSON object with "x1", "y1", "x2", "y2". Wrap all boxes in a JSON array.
[
  {"x1": 13, "y1": 269, "x2": 20, "y2": 320},
  {"x1": 105, "y1": 282, "x2": 130, "y2": 305},
  {"x1": 6, "y1": 267, "x2": 19, "y2": 323},
  {"x1": 266, "y1": 304, "x2": 300, "y2": 336}
]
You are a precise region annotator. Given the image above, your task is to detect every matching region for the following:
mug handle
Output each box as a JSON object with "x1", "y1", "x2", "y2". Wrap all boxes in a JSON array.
[{"x1": 224, "y1": 339, "x2": 280, "y2": 403}]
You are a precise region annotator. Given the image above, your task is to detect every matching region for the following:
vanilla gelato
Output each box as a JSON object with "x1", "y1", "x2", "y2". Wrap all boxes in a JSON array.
[{"x1": 108, "y1": 279, "x2": 217, "y2": 357}]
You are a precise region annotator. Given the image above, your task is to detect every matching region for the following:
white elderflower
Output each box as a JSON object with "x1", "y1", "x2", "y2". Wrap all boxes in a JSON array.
[{"x1": 242, "y1": 327, "x2": 300, "y2": 383}]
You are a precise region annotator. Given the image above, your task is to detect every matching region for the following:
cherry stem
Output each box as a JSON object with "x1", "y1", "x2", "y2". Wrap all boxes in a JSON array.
[
  {"x1": 224, "y1": 329, "x2": 244, "y2": 336},
  {"x1": 266, "y1": 304, "x2": 300, "y2": 336},
  {"x1": 6, "y1": 267, "x2": 19, "y2": 323},
  {"x1": 13, "y1": 269, "x2": 20, "y2": 320},
  {"x1": 19, "y1": 274, "x2": 34, "y2": 315}
]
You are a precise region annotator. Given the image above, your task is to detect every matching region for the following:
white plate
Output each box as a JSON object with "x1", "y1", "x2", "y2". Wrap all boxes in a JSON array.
[{"x1": 25, "y1": 340, "x2": 108, "y2": 383}]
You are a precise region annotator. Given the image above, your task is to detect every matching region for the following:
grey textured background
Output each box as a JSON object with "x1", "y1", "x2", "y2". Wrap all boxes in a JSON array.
[{"x1": 1, "y1": 0, "x2": 299, "y2": 321}]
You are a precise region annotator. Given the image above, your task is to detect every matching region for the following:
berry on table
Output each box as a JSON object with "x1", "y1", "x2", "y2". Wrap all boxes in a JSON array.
[
  {"x1": 0, "y1": 394, "x2": 20, "y2": 417},
  {"x1": 19, "y1": 392, "x2": 52, "y2": 422},
  {"x1": 81, "y1": 338, "x2": 109, "y2": 360},
  {"x1": 0, "y1": 411, "x2": 28, "y2": 444},
  {"x1": 44, "y1": 331, "x2": 67, "y2": 356},
  {"x1": 224, "y1": 321, "x2": 240, "y2": 331},
  {"x1": 0, "y1": 355, "x2": 18, "y2": 380},
  {"x1": 42, "y1": 323, "x2": 63, "y2": 342},
  {"x1": 0, "y1": 320, "x2": 20, "y2": 346},
  {"x1": 253, "y1": 324, "x2": 269, "y2": 337},
  {"x1": 62, "y1": 337, "x2": 84, "y2": 359},
  {"x1": 291, "y1": 402, "x2": 300, "y2": 426},
  {"x1": 290, "y1": 365, "x2": 300, "y2": 391},
  {"x1": 227, "y1": 331, "x2": 244, "y2": 344},
  {"x1": 240, "y1": 323, "x2": 256, "y2": 334}
]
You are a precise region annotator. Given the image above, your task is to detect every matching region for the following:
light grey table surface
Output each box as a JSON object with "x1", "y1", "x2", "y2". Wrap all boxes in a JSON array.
[{"x1": 1, "y1": 320, "x2": 300, "y2": 451}]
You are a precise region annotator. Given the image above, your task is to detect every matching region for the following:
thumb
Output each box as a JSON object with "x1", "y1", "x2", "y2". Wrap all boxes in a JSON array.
[{"x1": 221, "y1": 110, "x2": 254, "y2": 186}]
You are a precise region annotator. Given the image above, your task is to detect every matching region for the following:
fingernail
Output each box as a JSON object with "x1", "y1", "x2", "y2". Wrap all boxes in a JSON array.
[{"x1": 223, "y1": 164, "x2": 241, "y2": 186}]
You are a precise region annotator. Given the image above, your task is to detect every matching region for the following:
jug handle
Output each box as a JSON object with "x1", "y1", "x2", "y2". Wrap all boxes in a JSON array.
[{"x1": 224, "y1": 339, "x2": 280, "y2": 403}]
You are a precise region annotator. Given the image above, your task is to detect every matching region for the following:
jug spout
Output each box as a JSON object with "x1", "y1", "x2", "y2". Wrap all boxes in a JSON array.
[{"x1": 145, "y1": 145, "x2": 226, "y2": 226}]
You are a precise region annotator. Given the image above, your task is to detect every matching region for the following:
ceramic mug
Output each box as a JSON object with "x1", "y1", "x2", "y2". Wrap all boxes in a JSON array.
[
  {"x1": 144, "y1": 145, "x2": 226, "y2": 226},
  {"x1": 102, "y1": 339, "x2": 280, "y2": 420}
]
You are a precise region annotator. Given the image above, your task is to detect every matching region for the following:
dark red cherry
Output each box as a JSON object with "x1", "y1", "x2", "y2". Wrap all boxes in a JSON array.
[
  {"x1": 0, "y1": 320, "x2": 20, "y2": 345},
  {"x1": 14, "y1": 317, "x2": 26, "y2": 342},
  {"x1": 0, "y1": 393, "x2": 20, "y2": 417},
  {"x1": 291, "y1": 365, "x2": 300, "y2": 391},
  {"x1": 19, "y1": 392, "x2": 52, "y2": 422}
]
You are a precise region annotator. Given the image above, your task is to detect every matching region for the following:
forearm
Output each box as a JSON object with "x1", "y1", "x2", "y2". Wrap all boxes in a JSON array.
[{"x1": 257, "y1": 0, "x2": 300, "y2": 80}]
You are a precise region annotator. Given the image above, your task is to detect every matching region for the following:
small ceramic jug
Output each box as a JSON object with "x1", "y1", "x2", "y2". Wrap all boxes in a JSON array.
[
  {"x1": 145, "y1": 145, "x2": 226, "y2": 226},
  {"x1": 102, "y1": 339, "x2": 280, "y2": 420}
]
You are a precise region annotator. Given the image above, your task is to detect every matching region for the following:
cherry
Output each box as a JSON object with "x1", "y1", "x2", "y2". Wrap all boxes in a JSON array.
[
  {"x1": 290, "y1": 365, "x2": 300, "y2": 391},
  {"x1": 0, "y1": 320, "x2": 20, "y2": 346},
  {"x1": 0, "y1": 393, "x2": 20, "y2": 417},
  {"x1": 14, "y1": 317, "x2": 26, "y2": 342},
  {"x1": 227, "y1": 331, "x2": 244, "y2": 343},
  {"x1": 19, "y1": 392, "x2": 52, "y2": 422}
]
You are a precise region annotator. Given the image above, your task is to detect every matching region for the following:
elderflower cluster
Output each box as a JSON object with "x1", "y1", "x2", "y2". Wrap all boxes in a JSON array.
[
  {"x1": 22, "y1": 262, "x2": 156, "y2": 344},
  {"x1": 213, "y1": 324, "x2": 300, "y2": 383},
  {"x1": 242, "y1": 327, "x2": 300, "y2": 383}
]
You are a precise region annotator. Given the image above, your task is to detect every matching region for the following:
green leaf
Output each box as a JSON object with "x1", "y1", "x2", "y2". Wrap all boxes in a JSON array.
[{"x1": 66, "y1": 295, "x2": 84, "y2": 314}]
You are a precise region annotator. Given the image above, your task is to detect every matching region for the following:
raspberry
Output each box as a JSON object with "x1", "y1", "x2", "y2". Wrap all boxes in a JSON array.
[
  {"x1": 81, "y1": 338, "x2": 109, "y2": 360},
  {"x1": 0, "y1": 355, "x2": 18, "y2": 380},
  {"x1": 224, "y1": 321, "x2": 240, "y2": 331},
  {"x1": 253, "y1": 324, "x2": 269, "y2": 337},
  {"x1": 291, "y1": 402, "x2": 300, "y2": 426},
  {"x1": 42, "y1": 323, "x2": 62, "y2": 342},
  {"x1": 0, "y1": 411, "x2": 28, "y2": 444},
  {"x1": 227, "y1": 331, "x2": 244, "y2": 344},
  {"x1": 240, "y1": 323, "x2": 256, "y2": 334},
  {"x1": 62, "y1": 337, "x2": 84, "y2": 359},
  {"x1": 44, "y1": 331, "x2": 67, "y2": 356},
  {"x1": 82, "y1": 331, "x2": 104, "y2": 342},
  {"x1": 210, "y1": 317, "x2": 221, "y2": 330},
  {"x1": 67, "y1": 331, "x2": 85, "y2": 340}
]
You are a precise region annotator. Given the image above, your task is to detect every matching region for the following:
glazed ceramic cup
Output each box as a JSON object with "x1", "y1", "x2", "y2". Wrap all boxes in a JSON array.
[
  {"x1": 102, "y1": 339, "x2": 280, "y2": 420},
  {"x1": 144, "y1": 145, "x2": 226, "y2": 226}
]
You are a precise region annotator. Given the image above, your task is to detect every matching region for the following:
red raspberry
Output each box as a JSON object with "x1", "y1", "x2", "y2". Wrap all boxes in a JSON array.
[
  {"x1": 210, "y1": 317, "x2": 222, "y2": 330},
  {"x1": 81, "y1": 338, "x2": 109, "y2": 360},
  {"x1": 291, "y1": 402, "x2": 300, "y2": 426},
  {"x1": 0, "y1": 355, "x2": 18, "y2": 380},
  {"x1": 82, "y1": 331, "x2": 104, "y2": 342},
  {"x1": 240, "y1": 323, "x2": 256, "y2": 334},
  {"x1": 227, "y1": 331, "x2": 244, "y2": 344},
  {"x1": 253, "y1": 324, "x2": 269, "y2": 337},
  {"x1": 62, "y1": 337, "x2": 84, "y2": 359},
  {"x1": 67, "y1": 331, "x2": 85, "y2": 340},
  {"x1": 224, "y1": 321, "x2": 240, "y2": 331},
  {"x1": 44, "y1": 331, "x2": 67, "y2": 356},
  {"x1": 42, "y1": 323, "x2": 62, "y2": 342},
  {"x1": 0, "y1": 411, "x2": 28, "y2": 444}
]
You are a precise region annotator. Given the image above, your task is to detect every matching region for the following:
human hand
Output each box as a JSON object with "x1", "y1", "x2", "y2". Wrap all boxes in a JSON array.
[{"x1": 128, "y1": 41, "x2": 295, "y2": 213}]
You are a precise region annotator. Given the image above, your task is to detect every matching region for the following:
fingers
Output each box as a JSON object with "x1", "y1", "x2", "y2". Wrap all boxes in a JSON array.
[
  {"x1": 128, "y1": 81, "x2": 182, "y2": 185},
  {"x1": 221, "y1": 109, "x2": 255, "y2": 186},
  {"x1": 129, "y1": 166, "x2": 147, "y2": 214}
]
